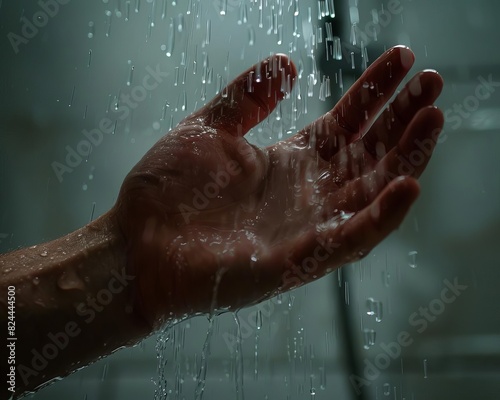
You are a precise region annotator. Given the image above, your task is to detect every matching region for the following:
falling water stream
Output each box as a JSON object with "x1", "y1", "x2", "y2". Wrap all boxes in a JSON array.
[{"x1": 3, "y1": 0, "x2": 448, "y2": 398}]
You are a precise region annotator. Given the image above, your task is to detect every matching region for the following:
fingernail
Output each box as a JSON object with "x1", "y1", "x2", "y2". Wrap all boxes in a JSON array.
[
  {"x1": 409, "y1": 75, "x2": 422, "y2": 96},
  {"x1": 399, "y1": 48, "x2": 415, "y2": 69}
]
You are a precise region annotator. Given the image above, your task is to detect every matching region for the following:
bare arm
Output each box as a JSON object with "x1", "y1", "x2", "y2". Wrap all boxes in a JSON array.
[
  {"x1": 0, "y1": 47, "x2": 444, "y2": 399},
  {"x1": 0, "y1": 212, "x2": 150, "y2": 398}
]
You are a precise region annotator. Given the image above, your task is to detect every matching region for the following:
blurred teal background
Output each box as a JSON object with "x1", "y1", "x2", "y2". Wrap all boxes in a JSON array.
[{"x1": 1, "y1": 0, "x2": 500, "y2": 399}]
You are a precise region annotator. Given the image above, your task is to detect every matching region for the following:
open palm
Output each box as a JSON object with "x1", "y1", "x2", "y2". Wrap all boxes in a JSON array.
[{"x1": 113, "y1": 46, "x2": 444, "y2": 327}]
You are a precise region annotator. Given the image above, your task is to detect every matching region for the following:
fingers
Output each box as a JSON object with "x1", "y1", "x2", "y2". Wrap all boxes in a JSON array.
[
  {"x1": 185, "y1": 54, "x2": 297, "y2": 136},
  {"x1": 378, "y1": 105, "x2": 444, "y2": 179},
  {"x1": 315, "y1": 106, "x2": 444, "y2": 218},
  {"x1": 330, "y1": 176, "x2": 420, "y2": 262},
  {"x1": 282, "y1": 176, "x2": 419, "y2": 289},
  {"x1": 327, "y1": 71, "x2": 443, "y2": 184},
  {"x1": 363, "y1": 69, "x2": 444, "y2": 158},
  {"x1": 288, "y1": 46, "x2": 415, "y2": 159}
]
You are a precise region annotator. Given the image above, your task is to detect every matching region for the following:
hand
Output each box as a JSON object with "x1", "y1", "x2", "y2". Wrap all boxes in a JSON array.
[{"x1": 112, "y1": 46, "x2": 444, "y2": 327}]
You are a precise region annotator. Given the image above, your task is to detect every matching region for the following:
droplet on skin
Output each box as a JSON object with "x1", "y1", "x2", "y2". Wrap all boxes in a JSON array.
[
  {"x1": 40, "y1": 251, "x2": 48, "y2": 257},
  {"x1": 57, "y1": 268, "x2": 86, "y2": 291}
]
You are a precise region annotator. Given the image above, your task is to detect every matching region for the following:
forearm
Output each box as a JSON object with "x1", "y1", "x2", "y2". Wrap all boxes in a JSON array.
[{"x1": 0, "y1": 212, "x2": 151, "y2": 398}]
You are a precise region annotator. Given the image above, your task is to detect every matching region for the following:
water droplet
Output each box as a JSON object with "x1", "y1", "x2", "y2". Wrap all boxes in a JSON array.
[
  {"x1": 166, "y1": 18, "x2": 174, "y2": 57},
  {"x1": 101, "y1": 363, "x2": 108, "y2": 381},
  {"x1": 238, "y1": 3, "x2": 247, "y2": 25},
  {"x1": 256, "y1": 309, "x2": 262, "y2": 330},
  {"x1": 383, "y1": 382, "x2": 390, "y2": 396},
  {"x1": 248, "y1": 26, "x2": 255, "y2": 46},
  {"x1": 366, "y1": 298, "x2": 383, "y2": 322},
  {"x1": 194, "y1": 319, "x2": 214, "y2": 400},
  {"x1": 204, "y1": 19, "x2": 211, "y2": 47},
  {"x1": 329, "y1": 28, "x2": 339, "y2": 61},
  {"x1": 219, "y1": 0, "x2": 227, "y2": 15},
  {"x1": 362, "y1": 328, "x2": 376, "y2": 349},
  {"x1": 126, "y1": 63, "x2": 134, "y2": 86},
  {"x1": 408, "y1": 250, "x2": 418, "y2": 268},
  {"x1": 57, "y1": 268, "x2": 86, "y2": 291},
  {"x1": 32, "y1": 277, "x2": 40, "y2": 285},
  {"x1": 40, "y1": 251, "x2": 48, "y2": 257},
  {"x1": 319, "y1": 364, "x2": 326, "y2": 389},
  {"x1": 153, "y1": 121, "x2": 161, "y2": 130},
  {"x1": 382, "y1": 271, "x2": 391, "y2": 287},
  {"x1": 87, "y1": 21, "x2": 95, "y2": 38},
  {"x1": 176, "y1": 13, "x2": 184, "y2": 32},
  {"x1": 423, "y1": 358, "x2": 428, "y2": 378}
]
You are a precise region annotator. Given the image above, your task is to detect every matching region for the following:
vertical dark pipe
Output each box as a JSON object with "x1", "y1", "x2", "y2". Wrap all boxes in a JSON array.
[{"x1": 317, "y1": 2, "x2": 369, "y2": 399}]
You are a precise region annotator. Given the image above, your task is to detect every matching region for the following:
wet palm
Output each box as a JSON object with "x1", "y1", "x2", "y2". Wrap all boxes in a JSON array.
[{"x1": 113, "y1": 47, "x2": 444, "y2": 327}]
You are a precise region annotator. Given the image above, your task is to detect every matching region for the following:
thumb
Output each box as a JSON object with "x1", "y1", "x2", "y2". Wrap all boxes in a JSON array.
[{"x1": 186, "y1": 53, "x2": 297, "y2": 136}]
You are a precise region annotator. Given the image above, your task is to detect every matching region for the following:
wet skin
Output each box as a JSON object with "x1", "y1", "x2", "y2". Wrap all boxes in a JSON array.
[
  {"x1": 0, "y1": 46, "x2": 444, "y2": 398},
  {"x1": 114, "y1": 46, "x2": 444, "y2": 327}
]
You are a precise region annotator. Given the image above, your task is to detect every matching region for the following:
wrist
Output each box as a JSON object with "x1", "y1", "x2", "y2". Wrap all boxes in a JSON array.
[
  {"x1": 0, "y1": 211, "x2": 151, "y2": 395},
  {"x1": 85, "y1": 210, "x2": 152, "y2": 340},
  {"x1": 111, "y1": 200, "x2": 189, "y2": 328}
]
